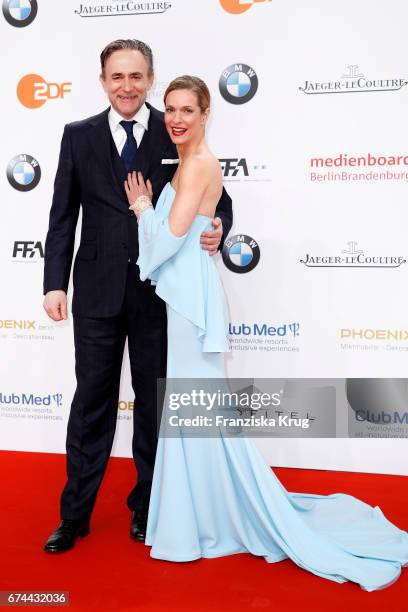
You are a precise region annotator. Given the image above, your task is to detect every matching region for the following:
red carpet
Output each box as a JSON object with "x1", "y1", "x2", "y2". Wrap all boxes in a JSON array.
[{"x1": 0, "y1": 451, "x2": 406, "y2": 611}]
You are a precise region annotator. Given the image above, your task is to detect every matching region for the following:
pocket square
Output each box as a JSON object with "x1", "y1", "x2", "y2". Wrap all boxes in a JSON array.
[{"x1": 161, "y1": 158, "x2": 179, "y2": 165}]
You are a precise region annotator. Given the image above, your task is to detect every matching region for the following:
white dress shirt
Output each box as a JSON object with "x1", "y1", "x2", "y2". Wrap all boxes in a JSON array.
[{"x1": 108, "y1": 104, "x2": 150, "y2": 154}]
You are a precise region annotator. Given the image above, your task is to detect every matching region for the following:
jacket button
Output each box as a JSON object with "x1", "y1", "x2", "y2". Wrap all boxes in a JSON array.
[{"x1": 129, "y1": 210, "x2": 134, "y2": 217}]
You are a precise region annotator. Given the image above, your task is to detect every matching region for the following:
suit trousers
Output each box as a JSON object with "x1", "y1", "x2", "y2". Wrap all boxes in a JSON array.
[{"x1": 60, "y1": 262, "x2": 167, "y2": 520}]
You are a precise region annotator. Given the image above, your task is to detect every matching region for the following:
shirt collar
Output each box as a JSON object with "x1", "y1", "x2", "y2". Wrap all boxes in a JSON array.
[{"x1": 108, "y1": 103, "x2": 150, "y2": 132}]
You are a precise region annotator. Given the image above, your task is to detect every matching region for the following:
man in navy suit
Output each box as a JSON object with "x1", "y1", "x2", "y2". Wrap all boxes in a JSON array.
[{"x1": 43, "y1": 39, "x2": 232, "y2": 552}]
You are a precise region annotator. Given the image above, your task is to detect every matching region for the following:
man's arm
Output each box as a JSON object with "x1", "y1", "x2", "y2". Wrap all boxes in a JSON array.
[
  {"x1": 200, "y1": 186, "x2": 233, "y2": 256},
  {"x1": 43, "y1": 125, "x2": 80, "y2": 320}
]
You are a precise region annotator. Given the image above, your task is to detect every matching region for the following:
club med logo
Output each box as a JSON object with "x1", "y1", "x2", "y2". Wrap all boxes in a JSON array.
[
  {"x1": 300, "y1": 241, "x2": 406, "y2": 269},
  {"x1": 229, "y1": 322, "x2": 300, "y2": 337},
  {"x1": 347, "y1": 379, "x2": 408, "y2": 431},
  {"x1": 2, "y1": 0, "x2": 37, "y2": 27},
  {"x1": 299, "y1": 64, "x2": 408, "y2": 95},
  {"x1": 74, "y1": 1, "x2": 172, "y2": 17},
  {"x1": 229, "y1": 321, "x2": 301, "y2": 353},
  {"x1": 12, "y1": 241, "x2": 44, "y2": 261},
  {"x1": 0, "y1": 392, "x2": 62, "y2": 407},
  {"x1": 219, "y1": 64, "x2": 258, "y2": 105},
  {"x1": 220, "y1": 0, "x2": 271, "y2": 15},
  {"x1": 310, "y1": 152, "x2": 408, "y2": 184},
  {"x1": 222, "y1": 234, "x2": 260, "y2": 273},
  {"x1": 7, "y1": 154, "x2": 41, "y2": 191},
  {"x1": 354, "y1": 409, "x2": 408, "y2": 426},
  {"x1": 17, "y1": 74, "x2": 72, "y2": 109}
]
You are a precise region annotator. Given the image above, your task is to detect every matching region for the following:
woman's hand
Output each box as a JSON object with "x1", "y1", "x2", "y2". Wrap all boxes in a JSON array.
[{"x1": 124, "y1": 171, "x2": 153, "y2": 207}]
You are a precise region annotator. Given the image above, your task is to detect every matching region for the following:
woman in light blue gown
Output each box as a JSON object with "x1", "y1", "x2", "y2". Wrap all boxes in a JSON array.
[{"x1": 124, "y1": 75, "x2": 408, "y2": 591}]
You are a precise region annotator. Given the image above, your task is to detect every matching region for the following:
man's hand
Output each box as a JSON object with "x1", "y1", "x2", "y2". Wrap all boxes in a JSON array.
[
  {"x1": 200, "y1": 217, "x2": 223, "y2": 257},
  {"x1": 43, "y1": 290, "x2": 68, "y2": 321}
]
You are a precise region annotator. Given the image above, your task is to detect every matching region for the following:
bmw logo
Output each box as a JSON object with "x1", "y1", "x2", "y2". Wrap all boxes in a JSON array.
[
  {"x1": 219, "y1": 64, "x2": 258, "y2": 105},
  {"x1": 222, "y1": 234, "x2": 260, "y2": 273},
  {"x1": 2, "y1": 0, "x2": 37, "y2": 27},
  {"x1": 7, "y1": 154, "x2": 41, "y2": 191}
]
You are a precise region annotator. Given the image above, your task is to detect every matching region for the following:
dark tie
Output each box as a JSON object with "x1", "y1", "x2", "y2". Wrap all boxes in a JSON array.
[{"x1": 119, "y1": 120, "x2": 137, "y2": 172}]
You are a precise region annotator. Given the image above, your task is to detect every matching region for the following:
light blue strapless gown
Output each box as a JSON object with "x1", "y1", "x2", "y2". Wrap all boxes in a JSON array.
[{"x1": 137, "y1": 183, "x2": 408, "y2": 591}]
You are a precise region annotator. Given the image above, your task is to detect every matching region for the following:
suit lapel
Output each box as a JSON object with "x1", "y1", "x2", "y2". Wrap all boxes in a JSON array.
[
  {"x1": 108, "y1": 113, "x2": 157, "y2": 181},
  {"x1": 110, "y1": 137, "x2": 128, "y2": 191},
  {"x1": 141, "y1": 103, "x2": 175, "y2": 179},
  {"x1": 86, "y1": 108, "x2": 127, "y2": 209},
  {"x1": 135, "y1": 125, "x2": 151, "y2": 177},
  {"x1": 85, "y1": 104, "x2": 174, "y2": 212}
]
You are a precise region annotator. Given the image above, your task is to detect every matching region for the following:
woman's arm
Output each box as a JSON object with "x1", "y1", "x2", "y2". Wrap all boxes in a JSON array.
[
  {"x1": 200, "y1": 187, "x2": 233, "y2": 255},
  {"x1": 124, "y1": 167, "x2": 210, "y2": 280},
  {"x1": 168, "y1": 157, "x2": 211, "y2": 236}
]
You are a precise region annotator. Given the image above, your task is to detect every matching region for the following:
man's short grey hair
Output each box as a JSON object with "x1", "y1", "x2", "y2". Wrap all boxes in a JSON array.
[{"x1": 100, "y1": 39, "x2": 154, "y2": 75}]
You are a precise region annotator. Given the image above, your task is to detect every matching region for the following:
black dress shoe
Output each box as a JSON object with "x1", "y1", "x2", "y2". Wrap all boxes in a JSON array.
[
  {"x1": 130, "y1": 510, "x2": 148, "y2": 541},
  {"x1": 44, "y1": 519, "x2": 90, "y2": 553}
]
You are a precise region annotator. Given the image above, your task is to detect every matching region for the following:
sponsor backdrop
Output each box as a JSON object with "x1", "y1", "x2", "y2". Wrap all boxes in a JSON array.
[{"x1": 1, "y1": 0, "x2": 408, "y2": 474}]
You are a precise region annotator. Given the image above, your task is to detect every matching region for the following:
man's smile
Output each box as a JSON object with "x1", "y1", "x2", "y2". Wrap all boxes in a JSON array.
[{"x1": 117, "y1": 94, "x2": 137, "y2": 102}]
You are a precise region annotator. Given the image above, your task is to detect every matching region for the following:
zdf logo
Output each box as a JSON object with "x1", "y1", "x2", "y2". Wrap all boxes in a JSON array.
[
  {"x1": 220, "y1": 0, "x2": 272, "y2": 15},
  {"x1": 17, "y1": 74, "x2": 72, "y2": 109}
]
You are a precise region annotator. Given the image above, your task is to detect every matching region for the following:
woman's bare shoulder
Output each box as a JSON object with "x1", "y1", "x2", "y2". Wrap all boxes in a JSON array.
[
  {"x1": 185, "y1": 151, "x2": 221, "y2": 179},
  {"x1": 179, "y1": 151, "x2": 219, "y2": 185}
]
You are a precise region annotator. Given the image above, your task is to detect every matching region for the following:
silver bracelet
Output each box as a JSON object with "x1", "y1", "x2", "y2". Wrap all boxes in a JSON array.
[{"x1": 130, "y1": 195, "x2": 153, "y2": 219}]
